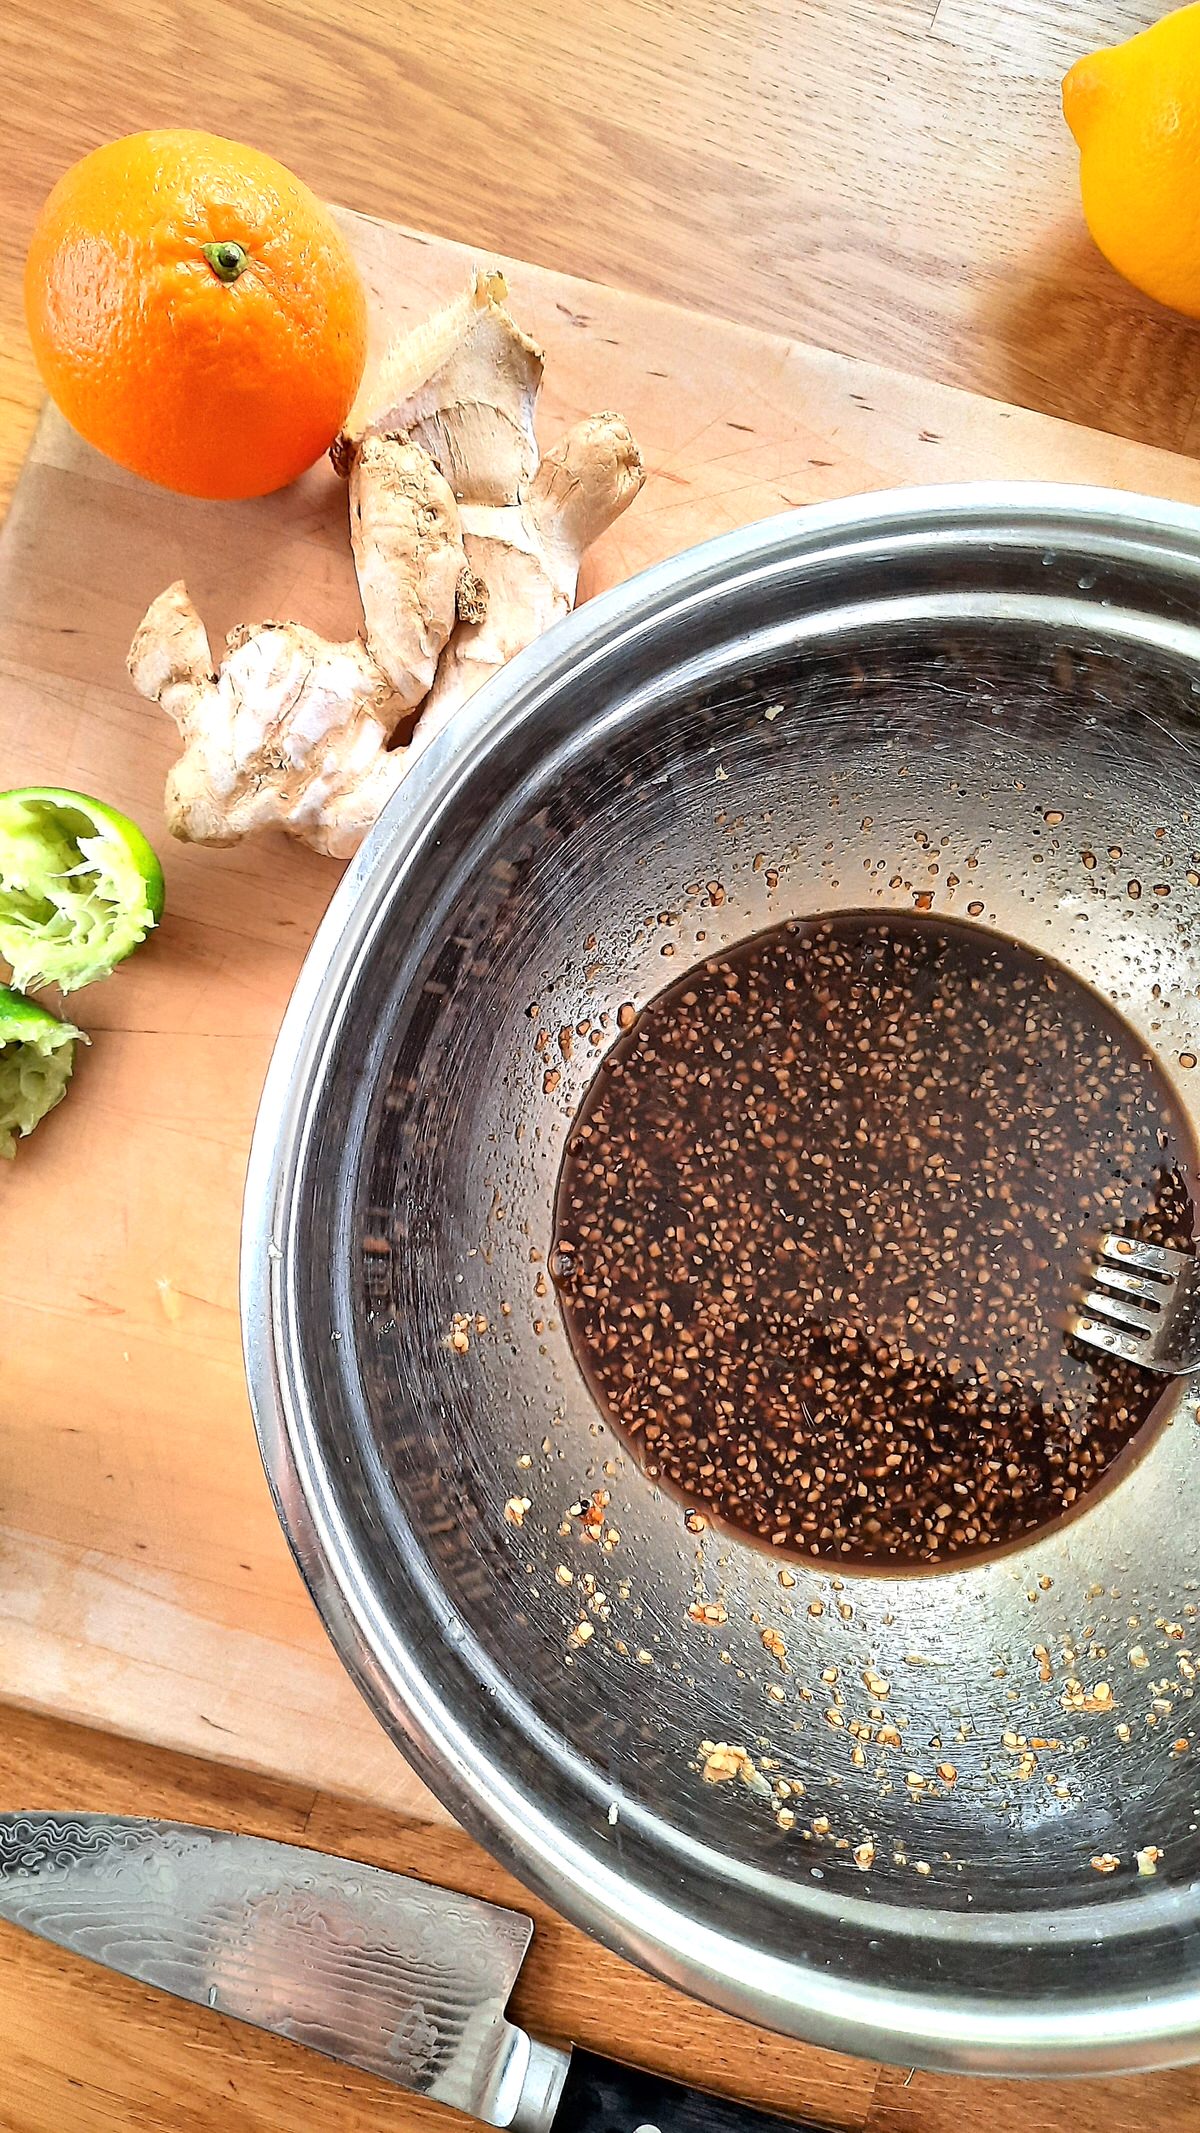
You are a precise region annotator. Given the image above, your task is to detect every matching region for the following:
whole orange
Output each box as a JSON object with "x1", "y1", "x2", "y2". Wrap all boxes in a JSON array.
[{"x1": 25, "y1": 130, "x2": 368, "y2": 499}]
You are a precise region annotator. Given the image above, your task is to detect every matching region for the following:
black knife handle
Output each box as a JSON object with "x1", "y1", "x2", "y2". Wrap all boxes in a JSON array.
[{"x1": 551, "y1": 2047, "x2": 835, "y2": 2133}]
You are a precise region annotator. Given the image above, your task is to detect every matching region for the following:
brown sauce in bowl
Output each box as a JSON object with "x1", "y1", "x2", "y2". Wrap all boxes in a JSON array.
[{"x1": 552, "y1": 914, "x2": 1196, "y2": 1566}]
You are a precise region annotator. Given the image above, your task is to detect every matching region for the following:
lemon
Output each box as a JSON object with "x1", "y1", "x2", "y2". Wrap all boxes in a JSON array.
[
  {"x1": 0, "y1": 787, "x2": 164, "y2": 994},
  {"x1": 1064, "y1": 3, "x2": 1200, "y2": 318}
]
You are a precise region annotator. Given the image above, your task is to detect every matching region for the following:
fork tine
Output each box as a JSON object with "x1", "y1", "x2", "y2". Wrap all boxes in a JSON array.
[
  {"x1": 1077, "y1": 1285, "x2": 1159, "y2": 1337},
  {"x1": 1088, "y1": 1261, "x2": 1170, "y2": 1305},
  {"x1": 1066, "y1": 1310, "x2": 1155, "y2": 1364},
  {"x1": 1096, "y1": 1232, "x2": 1186, "y2": 1276}
]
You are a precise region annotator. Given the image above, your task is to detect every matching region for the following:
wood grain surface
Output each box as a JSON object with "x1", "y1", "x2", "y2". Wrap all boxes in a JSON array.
[
  {"x1": 3, "y1": 0, "x2": 1200, "y2": 509},
  {"x1": 5, "y1": 1, "x2": 1200, "y2": 2127},
  {"x1": 3, "y1": 1703, "x2": 1199, "y2": 2133},
  {"x1": 8, "y1": 209, "x2": 1200, "y2": 1831}
]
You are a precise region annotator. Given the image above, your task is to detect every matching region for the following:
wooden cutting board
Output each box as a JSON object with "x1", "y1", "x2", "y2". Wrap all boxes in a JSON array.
[{"x1": 5, "y1": 207, "x2": 1200, "y2": 1828}]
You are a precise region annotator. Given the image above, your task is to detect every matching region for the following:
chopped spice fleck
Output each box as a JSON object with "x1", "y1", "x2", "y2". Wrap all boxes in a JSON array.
[
  {"x1": 447, "y1": 1314, "x2": 473, "y2": 1354},
  {"x1": 700, "y1": 1741, "x2": 753, "y2": 1784},
  {"x1": 1061, "y1": 1679, "x2": 1116, "y2": 1713}
]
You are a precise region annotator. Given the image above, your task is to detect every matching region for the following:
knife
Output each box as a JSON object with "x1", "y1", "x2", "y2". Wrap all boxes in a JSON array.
[{"x1": 0, "y1": 1815, "x2": 834, "y2": 2132}]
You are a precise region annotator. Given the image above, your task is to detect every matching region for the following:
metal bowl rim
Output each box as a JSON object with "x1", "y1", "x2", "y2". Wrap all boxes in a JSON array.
[{"x1": 242, "y1": 481, "x2": 1200, "y2": 2075}]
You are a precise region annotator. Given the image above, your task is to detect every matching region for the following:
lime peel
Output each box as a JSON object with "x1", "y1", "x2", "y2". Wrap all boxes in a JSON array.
[
  {"x1": 0, "y1": 786, "x2": 164, "y2": 994},
  {"x1": 0, "y1": 985, "x2": 84, "y2": 1158}
]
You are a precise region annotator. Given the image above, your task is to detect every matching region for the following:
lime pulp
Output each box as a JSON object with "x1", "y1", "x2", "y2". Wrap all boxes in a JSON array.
[{"x1": 0, "y1": 786, "x2": 164, "y2": 994}]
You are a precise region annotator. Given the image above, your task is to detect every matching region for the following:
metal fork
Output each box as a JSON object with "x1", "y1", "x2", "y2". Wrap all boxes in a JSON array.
[{"x1": 1068, "y1": 1232, "x2": 1200, "y2": 1374}]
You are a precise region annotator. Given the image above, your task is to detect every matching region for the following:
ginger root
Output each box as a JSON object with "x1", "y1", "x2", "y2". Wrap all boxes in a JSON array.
[{"x1": 128, "y1": 271, "x2": 644, "y2": 858}]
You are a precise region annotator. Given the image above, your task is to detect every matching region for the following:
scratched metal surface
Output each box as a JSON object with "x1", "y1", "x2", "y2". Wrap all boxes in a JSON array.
[{"x1": 246, "y1": 486, "x2": 1200, "y2": 2071}]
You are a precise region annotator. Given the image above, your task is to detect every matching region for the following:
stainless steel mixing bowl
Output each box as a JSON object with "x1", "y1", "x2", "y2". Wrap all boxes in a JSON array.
[{"x1": 244, "y1": 484, "x2": 1200, "y2": 2076}]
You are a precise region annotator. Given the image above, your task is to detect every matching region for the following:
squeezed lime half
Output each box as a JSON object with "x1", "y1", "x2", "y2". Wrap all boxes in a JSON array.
[
  {"x1": 0, "y1": 985, "x2": 83, "y2": 1157},
  {"x1": 0, "y1": 787, "x2": 164, "y2": 993}
]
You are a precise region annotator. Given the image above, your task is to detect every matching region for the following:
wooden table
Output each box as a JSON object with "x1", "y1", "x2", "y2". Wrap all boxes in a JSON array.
[{"x1": 4, "y1": 3, "x2": 1200, "y2": 2128}]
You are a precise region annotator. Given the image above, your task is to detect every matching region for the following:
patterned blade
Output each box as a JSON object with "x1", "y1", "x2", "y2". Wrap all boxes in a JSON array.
[{"x1": 0, "y1": 1815, "x2": 534, "y2": 2123}]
